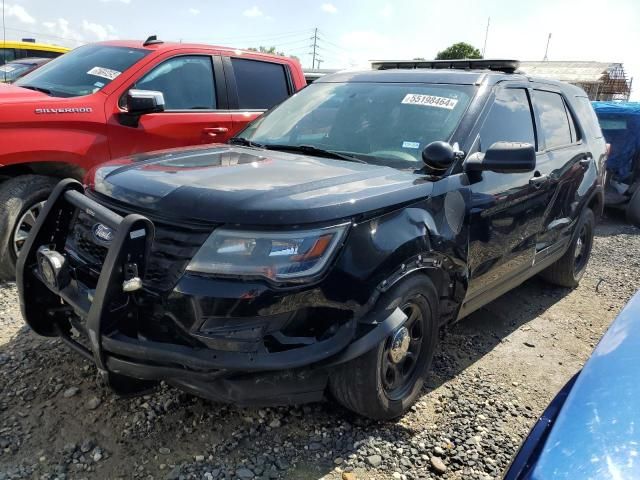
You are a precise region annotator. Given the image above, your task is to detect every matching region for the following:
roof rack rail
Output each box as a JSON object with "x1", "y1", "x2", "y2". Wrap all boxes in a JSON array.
[
  {"x1": 370, "y1": 59, "x2": 520, "y2": 74},
  {"x1": 143, "y1": 35, "x2": 163, "y2": 47}
]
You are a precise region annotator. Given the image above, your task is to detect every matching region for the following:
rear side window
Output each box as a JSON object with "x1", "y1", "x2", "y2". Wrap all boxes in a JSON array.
[
  {"x1": 573, "y1": 96, "x2": 604, "y2": 139},
  {"x1": 136, "y1": 56, "x2": 216, "y2": 110},
  {"x1": 479, "y1": 88, "x2": 536, "y2": 151},
  {"x1": 532, "y1": 90, "x2": 572, "y2": 149},
  {"x1": 231, "y1": 58, "x2": 289, "y2": 110}
]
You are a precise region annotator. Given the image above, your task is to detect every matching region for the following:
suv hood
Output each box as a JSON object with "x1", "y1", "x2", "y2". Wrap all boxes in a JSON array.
[{"x1": 91, "y1": 145, "x2": 432, "y2": 225}]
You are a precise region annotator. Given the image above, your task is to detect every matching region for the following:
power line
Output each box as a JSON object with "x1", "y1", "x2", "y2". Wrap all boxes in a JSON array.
[{"x1": 310, "y1": 27, "x2": 318, "y2": 69}]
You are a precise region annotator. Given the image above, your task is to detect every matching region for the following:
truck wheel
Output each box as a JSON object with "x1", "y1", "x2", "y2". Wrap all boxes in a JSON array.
[
  {"x1": 0, "y1": 175, "x2": 59, "y2": 282},
  {"x1": 626, "y1": 189, "x2": 640, "y2": 228},
  {"x1": 539, "y1": 208, "x2": 595, "y2": 288},
  {"x1": 329, "y1": 274, "x2": 439, "y2": 420}
]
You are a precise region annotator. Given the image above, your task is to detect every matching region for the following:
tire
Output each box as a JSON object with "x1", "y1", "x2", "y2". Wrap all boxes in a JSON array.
[
  {"x1": 626, "y1": 188, "x2": 640, "y2": 228},
  {"x1": 539, "y1": 208, "x2": 595, "y2": 288},
  {"x1": 329, "y1": 274, "x2": 439, "y2": 420},
  {"x1": 0, "y1": 175, "x2": 59, "y2": 282}
]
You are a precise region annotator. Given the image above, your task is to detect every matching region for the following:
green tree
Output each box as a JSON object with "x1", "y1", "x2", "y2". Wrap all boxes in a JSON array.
[
  {"x1": 435, "y1": 42, "x2": 482, "y2": 60},
  {"x1": 247, "y1": 46, "x2": 286, "y2": 56}
]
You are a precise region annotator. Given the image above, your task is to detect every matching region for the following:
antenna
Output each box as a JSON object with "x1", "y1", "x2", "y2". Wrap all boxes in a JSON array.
[
  {"x1": 543, "y1": 33, "x2": 551, "y2": 61},
  {"x1": 481, "y1": 17, "x2": 490, "y2": 58}
]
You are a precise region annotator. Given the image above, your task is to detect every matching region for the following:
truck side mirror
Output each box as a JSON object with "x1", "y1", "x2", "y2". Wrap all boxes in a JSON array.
[
  {"x1": 464, "y1": 141, "x2": 536, "y2": 173},
  {"x1": 126, "y1": 89, "x2": 165, "y2": 115}
]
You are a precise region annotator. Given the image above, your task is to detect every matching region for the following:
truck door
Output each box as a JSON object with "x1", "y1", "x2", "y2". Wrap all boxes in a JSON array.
[
  {"x1": 465, "y1": 87, "x2": 550, "y2": 307},
  {"x1": 529, "y1": 89, "x2": 588, "y2": 262},
  {"x1": 107, "y1": 54, "x2": 234, "y2": 159}
]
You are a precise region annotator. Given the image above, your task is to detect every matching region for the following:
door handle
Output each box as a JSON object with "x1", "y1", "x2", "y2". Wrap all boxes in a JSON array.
[
  {"x1": 203, "y1": 127, "x2": 229, "y2": 138},
  {"x1": 529, "y1": 174, "x2": 549, "y2": 188}
]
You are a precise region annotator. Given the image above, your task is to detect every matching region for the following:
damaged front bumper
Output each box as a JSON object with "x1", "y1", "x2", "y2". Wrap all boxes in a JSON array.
[{"x1": 17, "y1": 179, "x2": 406, "y2": 405}]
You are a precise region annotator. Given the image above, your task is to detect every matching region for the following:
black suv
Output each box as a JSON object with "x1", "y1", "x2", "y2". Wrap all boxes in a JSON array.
[{"x1": 17, "y1": 60, "x2": 606, "y2": 420}]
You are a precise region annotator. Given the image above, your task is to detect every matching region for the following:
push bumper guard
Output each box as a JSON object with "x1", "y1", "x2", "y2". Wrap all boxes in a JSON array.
[{"x1": 17, "y1": 179, "x2": 407, "y2": 405}]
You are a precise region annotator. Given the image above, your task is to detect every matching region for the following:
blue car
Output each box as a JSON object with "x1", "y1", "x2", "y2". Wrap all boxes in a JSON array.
[{"x1": 504, "y1": 291, "x2": 640, "y2": 479}]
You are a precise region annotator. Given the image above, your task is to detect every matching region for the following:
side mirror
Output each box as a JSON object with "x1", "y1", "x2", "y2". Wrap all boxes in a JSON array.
[
  {"x1": 422, "y1": 141, "x2": 456, "y2": 174},
  {"x1": 465, "y1": 141, "x2": 536, "y2": 173},
  {"x1": 126, "y1": 89, "x2": 165, "y2": 115}
]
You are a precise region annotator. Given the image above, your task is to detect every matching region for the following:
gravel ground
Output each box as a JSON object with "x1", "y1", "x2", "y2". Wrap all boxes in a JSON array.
[{"x1": 1, "y1": 214, "x2": 638, "y2": 480}]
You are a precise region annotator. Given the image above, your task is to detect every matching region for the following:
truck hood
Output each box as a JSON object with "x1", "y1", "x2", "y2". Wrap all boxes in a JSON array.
[
  {"x1": 0, "y1": 82, "x2": 49, "y2": 103},
  {"x1": 91, "y1": 145, "x2": 432, "y2": 225}
]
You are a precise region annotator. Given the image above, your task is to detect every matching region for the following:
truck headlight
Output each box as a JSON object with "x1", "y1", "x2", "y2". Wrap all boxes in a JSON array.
[{"x1": 186, "y1": 223, "x2": 349, "y2": 282}]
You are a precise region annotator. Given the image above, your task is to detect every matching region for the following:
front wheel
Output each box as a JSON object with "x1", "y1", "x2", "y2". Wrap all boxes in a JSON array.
[
  {"x1": 539, "y1": 208, "x2": 595, "y2": 288},
  {"x1": 0, "y1": 175, "x2": 59, "y2": 282},
  {"x1": 329, "y1": 274, "x2": 439, "y2": 420}
]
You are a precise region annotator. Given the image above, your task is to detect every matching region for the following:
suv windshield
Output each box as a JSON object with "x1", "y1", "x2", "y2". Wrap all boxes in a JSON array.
[
  {"x1": 239, "y1": 82, "x2": 475, "y2": 169},
  {"x1": 15, "y1": 45, "x2": 150, "y2": 98}
]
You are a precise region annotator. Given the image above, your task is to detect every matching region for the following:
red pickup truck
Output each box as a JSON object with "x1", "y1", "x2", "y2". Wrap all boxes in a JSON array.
[{"x1": 0, "y1": 37, "x2": 306, "y2": 280}]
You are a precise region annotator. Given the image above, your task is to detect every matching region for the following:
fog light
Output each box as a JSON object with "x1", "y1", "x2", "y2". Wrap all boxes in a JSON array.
[{"x1": 37, "y1": 246, "x2": 70, "y2": 290}]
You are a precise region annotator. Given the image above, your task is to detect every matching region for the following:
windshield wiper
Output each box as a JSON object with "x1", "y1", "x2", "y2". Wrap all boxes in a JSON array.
[
  {"x1": 19, "y1": 85, "x2": 52, "y2": 95},
  {"x1": 261, "y1": 144, "x2": 368, "y2": 164},
  {"x1": 228, "y1": 137, "x2": 265, "y2": 148}
]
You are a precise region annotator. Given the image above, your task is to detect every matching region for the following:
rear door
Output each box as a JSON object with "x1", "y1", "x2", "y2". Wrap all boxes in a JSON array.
[
  {"x1": 530, "y1": 88, "x2": 588, "y2": 260},
  {"x1": 222, "y1": 56, "x2": 295, "y2": 133},
  {"x1": 107, "y1": 54, "x2": 234, "y2": 159}
]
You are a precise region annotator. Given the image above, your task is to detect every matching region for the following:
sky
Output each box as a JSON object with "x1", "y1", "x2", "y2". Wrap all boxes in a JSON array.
[{"x1": 2, "y1": 0, "x2": 639, "y2": 99}]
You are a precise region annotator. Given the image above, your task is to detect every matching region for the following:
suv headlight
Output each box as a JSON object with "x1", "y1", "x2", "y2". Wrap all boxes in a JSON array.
[{"x1": 186, "y1": 223, "x2": 349, "y2": 282}]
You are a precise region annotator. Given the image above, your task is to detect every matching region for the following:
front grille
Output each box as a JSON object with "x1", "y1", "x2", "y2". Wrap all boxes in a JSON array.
[{"x1": 66, "y1": 207, "x2": 211, "y2": 292}]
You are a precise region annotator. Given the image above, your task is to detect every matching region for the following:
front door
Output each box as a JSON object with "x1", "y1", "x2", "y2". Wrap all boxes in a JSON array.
[
  {"x1": 107, "y1": 54, "x2": 234, "y2": 159},
  {"x1": 465, "y1": 87, "x2": 550, "y2": 306}
]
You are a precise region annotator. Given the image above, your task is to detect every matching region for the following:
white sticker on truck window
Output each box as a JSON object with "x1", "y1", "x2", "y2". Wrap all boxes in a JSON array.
[
  {"x1": 401, "y1": 93, "x2": 458, "y2": 110},
  {"x1": 402, "y1": 141, "x2": 420, "y2": 149},
  {"x1": 87, "y1": 66, "x2": 121, "y2": 81},
  {"x1": 0, "y1": 65, "x2": 16, "y2": 73}
]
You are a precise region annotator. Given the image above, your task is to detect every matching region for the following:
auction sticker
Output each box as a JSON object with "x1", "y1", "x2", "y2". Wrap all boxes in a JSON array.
[
  {"x1": 87, "y1": 66, "x2": 121, "y2": 81},
  {"x1": 401, "y1": 93, "x2": 458, "y2": 110}
]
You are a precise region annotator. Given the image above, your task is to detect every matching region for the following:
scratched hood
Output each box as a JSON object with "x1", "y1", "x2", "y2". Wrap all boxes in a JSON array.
[
  {"x1": 90, "y1": 145, "x2": 431, "y2": 225},
  {"x1": 526, "y1": 291, "x2": 640, "y2": 479}
]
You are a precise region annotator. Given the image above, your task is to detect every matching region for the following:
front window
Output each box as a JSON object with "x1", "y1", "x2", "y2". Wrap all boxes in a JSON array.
[
  {"x1": 15, "y1": 44, "x2": 150, "y2": 98},
  {"x1": 240, "y1": 82, "x2": 475, "y2": 169}
]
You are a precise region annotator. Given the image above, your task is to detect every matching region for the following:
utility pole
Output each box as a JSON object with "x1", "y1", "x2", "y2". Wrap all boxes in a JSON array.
[
  {"x1": 311, "y1": 27, "x2": 318, "y2": 69},
  {"x1": 543, "y1": 33, "x2": 551, "y2": 61},
  {"x1": 316, "y1": 58, "x2": 323, "y2": 69},
  {"x1": 481, "y1": 17, "x2": 490, "y2": 58}
]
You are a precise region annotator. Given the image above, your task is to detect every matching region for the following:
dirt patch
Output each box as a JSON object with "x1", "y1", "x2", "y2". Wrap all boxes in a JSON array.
[{"x1": 1, "y1": 215, "x2": 638, "y2": 480}]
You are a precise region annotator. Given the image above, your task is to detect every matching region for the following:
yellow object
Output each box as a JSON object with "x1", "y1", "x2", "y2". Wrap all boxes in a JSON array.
[{"x1": 0, "y1": 41, "x2": 70, "y2": 63}]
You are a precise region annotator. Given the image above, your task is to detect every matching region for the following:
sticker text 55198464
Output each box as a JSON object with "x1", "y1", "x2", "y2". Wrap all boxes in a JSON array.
[{"x1": 401, "y1": 94, "x2": 458, "y2": 110}]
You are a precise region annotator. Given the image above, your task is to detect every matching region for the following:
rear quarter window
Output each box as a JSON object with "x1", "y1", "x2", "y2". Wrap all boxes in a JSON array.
[
  {"x1": 573, "y1": 96, "x2": 604, "y2": 140},
  {"x1": 231, "y1": 58, "x2": 290, "y2": 110}
]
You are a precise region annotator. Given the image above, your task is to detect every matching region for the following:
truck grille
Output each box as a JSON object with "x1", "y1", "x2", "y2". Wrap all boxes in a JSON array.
[{"x1": 66, "y1": 209, "x2": 211, "y2": 292}]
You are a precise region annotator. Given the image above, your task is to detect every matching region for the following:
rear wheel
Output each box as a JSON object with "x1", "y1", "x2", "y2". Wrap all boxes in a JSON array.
[
  {"x1": 539, "y1": 208, "x2": 595, "y2": 288},
  {"x1": 0, "y1": 175, "x2": 58, "y2": 282},
  {"x1": 626, "y1": 188, "x2": 640, "y2": 228},
  {"x1": 329, "y1": 274, "x2": 439, "y2": 420}
]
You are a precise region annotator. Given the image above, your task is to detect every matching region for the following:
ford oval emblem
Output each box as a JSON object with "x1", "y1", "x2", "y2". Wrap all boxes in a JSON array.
[{"x1": 92, "y1": 223, "x2": 115, "y2": 244}]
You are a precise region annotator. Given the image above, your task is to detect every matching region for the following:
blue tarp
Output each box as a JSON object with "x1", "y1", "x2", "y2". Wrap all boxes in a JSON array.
[{"x1": 592, "y1": 101, "x2": 640, "y2": 183}]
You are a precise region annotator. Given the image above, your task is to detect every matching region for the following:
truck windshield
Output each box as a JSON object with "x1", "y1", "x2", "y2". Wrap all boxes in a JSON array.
[
  {"x1": 239, "y1": 82, "x2": 475, "y2": 169},
  {"x1": 15, "y1": 45, "x2": 149, "y2": 98}
]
